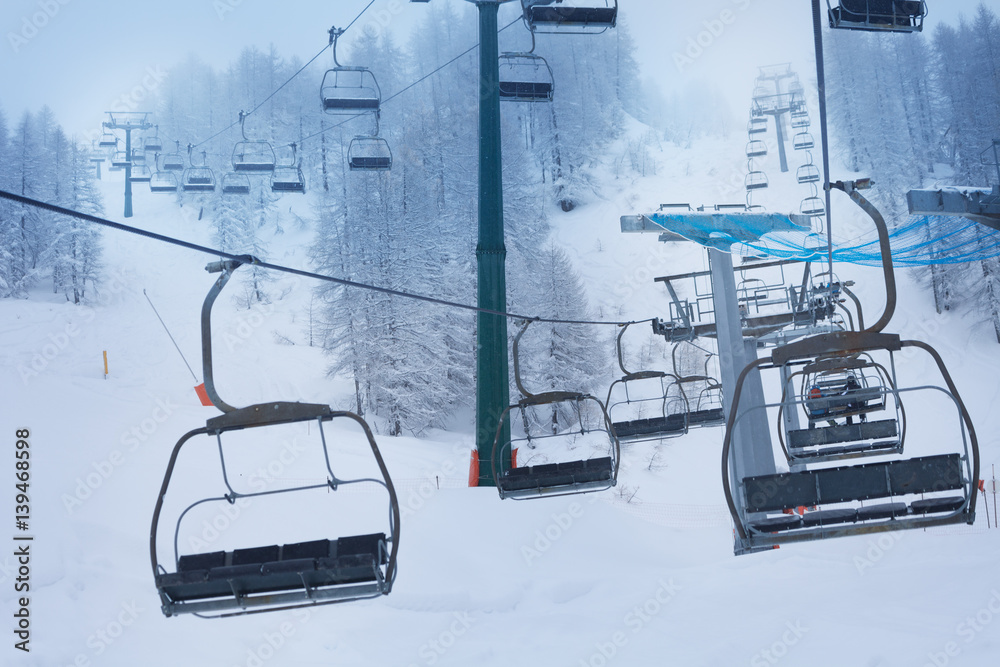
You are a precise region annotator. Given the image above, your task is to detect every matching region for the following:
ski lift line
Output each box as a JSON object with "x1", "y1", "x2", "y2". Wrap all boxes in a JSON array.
[
  {"x1": 143, "y1": 289, "x2": 199, "y2": 383},
  {"x1": 0, "y1": 189, "x2": 650, "y2": 329},
  {"x1": 296, "y1": 17, "x2": 523, "y2": 148}
]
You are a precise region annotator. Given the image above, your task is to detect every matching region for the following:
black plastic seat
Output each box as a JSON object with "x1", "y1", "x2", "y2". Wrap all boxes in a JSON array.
[
  {"x1": 499, "y1": 82, "x2": 553, "y2": 101},
  {"x1": 349, "y1": 156, "x2": 392, "y2": 170},
  {"x1": 158, "y1": 534, "x2": 386, "y2": 610},
  {"x1": 323, "y1": 97, "x2": 380, "y2": 112},
  {"x1": 801, "y1": 508, "x2": 857, "y2": 528},
  {"x1": 528, "y1": 6, "x2": 618, "y2": 27},
  {"x1": 687, "y1": 408, "x2": 726, "y2": 426},
  {"x1": 500, "y1": 456, "x2": 614, "y2": 494},
  {"x1": 613, "y1": 414, "x2": 687, "y2": 439},
  {"x1": 856, "y1": 502, "x2": 907, "y2": 521}
]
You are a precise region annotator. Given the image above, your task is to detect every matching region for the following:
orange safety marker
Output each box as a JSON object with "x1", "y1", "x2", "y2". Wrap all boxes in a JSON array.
[
  {"x1": 468, "y1": 450, "x2": 480, "y2": 487},
  {"x1": 103, "y1": 351, "x2": 108, "y2": 379},
  {"x1": 194, "y1": 383, "x2": 213, "y2": 407}
]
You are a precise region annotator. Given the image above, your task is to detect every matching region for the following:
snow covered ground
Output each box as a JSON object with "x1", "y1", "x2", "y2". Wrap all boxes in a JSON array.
[{"x1": 2, "y1": 120, "x2": 1000, "y2": 667}]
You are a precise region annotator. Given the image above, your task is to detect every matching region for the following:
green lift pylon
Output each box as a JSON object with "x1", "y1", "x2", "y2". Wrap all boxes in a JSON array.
[
  {"x1": 468, "y1": 0, "x2": 516, "y2": 486},
  {"x1": 103, "y1": 112, "x2": 153, "y2": 218}
]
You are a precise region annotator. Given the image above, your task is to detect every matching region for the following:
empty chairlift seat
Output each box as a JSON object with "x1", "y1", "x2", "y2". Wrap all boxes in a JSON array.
[
  {"x1": 793, "y1": 132, "x2": 815, "y2": 151},
  {"x1": 348, "y1": 137, "x2": 392, "y2": 171},
  {"x1": 746, "y1": 171, "x2": 769, "y2": 191},
  {"x1": 499, "y1": 54, "x2": 554, "y2": 102},
  {"x1": 155, "y1": 534, "x2": 389, "y2": 616},
  {"x1": 149, "y1": 172, "x2": 179, "y2": 193},
  {"x1": 232, "y1": 141, "x2": 276, "y2": 172},
  {"x1": 523, "y1": 0, "x2": 618, "y2": 32},
  {"x1": 271, "y1": 167, "x2": 306, "y2": 193},
  {"x1": 221, "y1": 173, "x2": 251, "y2": 195},
  {"x1": 797, "y1": 164, "x2": 821, "y2": 184},
  {"x1": 321, "y1": 68, "x2": 381, "y2": 114},
  {"x1": 742, "y1": 454, "x2": 967, "y2": 535},
  {"x1": 828, "y1": 1, "x2": 927, "y2": 33},
  {"x1": 182, "y1": 167, "x2": 217, "y2": 193},
  {"x1": 746, "y1": 140, "x2": 768, "y2": 158}
]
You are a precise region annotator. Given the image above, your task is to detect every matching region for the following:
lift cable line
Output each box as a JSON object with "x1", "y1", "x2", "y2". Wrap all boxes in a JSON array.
[
  {"x1": 189, "y1": 0, "x2": 377, "y2": 151},
  {"x1": 0, "y1": 189, "x2": 651, "y2": 329}
]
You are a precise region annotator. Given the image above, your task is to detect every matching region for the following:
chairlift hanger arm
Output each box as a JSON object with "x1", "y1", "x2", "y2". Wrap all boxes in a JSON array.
[{"x1": 831, "y1": 179, "x2": 895, "y2": 333}]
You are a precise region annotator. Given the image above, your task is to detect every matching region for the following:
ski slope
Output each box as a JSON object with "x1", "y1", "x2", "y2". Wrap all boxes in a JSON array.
[{"x1": 2, "y1": 123, "x2": 1000, "y2": 667}]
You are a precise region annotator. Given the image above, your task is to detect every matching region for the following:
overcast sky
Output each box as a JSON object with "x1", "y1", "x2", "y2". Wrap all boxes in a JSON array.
[{"x1": 0, "y1": 0, "x2": 989, "y2": 142}]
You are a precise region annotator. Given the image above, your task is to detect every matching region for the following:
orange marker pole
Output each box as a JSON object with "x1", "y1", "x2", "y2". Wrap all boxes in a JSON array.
[{"x1": 103, "y1": 351, "x2": 108, "y2": 379}]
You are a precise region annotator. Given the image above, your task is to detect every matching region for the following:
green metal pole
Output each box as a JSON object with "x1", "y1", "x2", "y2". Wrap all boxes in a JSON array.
[
  {"x1": 124, "y1": 128, "x2": 134, "y2": 218},
  {"x1": 475, "y1": 0, "x2": 510, "y2": 487}
]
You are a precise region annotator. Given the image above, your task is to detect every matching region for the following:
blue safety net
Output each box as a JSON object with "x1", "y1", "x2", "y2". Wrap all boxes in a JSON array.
[{"x1": 645, "y1": 213, "x2": 1000, "y2": 266}]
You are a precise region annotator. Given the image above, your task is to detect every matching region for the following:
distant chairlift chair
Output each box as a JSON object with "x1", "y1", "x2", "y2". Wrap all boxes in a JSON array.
[
  {"x1": 605, "y1": 322, "x2": 689, "y2": 442},
  {"x1": 151, "y1": 260, "x2": 400, "y2": 617},
  {"x1": 499, "y1": 52, "x2": 555, "y2": 102},
  {"x1": 493, "y1": 320, "x2": 620, "y2": 500},
  {"x1": 271, "y1": 143, "x2": 306, "y2": 193},
  {"x1": 348, "y1": 136, "x2": 393, "y2": 171}
]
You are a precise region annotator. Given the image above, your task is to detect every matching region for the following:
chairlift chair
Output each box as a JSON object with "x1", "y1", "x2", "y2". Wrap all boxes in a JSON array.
[
  {"x1": 722, "y1": 179, "x2": 980, "y2": 555},
  {"x1": 159, "y1": 153, "x2": 186, "y2": 172},
  {"x1": 827, "y1": 0, "x2": 926, "y2": 33},
  {"x1": 793, "y1": 132, "x2": 815, "y2": 151},
  {"x1": 348, "y1": 136, "x2": 393, "y2": 171},
  {"x1": 182, "y1": 168, "x2": 217, "y2": 193},
  {"x1": 800, "y1": 196, "x2": 826, "y2": 217},
  {"x1": 797, "y1": 164, "x2": 821, "y2": 185},
  {"x1": 232, "y1": 141, "x2": 277, "y2": 172},
  {"x1": 746, "y1": 140, "x2": 768, "y2": 159},
  {"x1": 143, "y1": 128, "x2": 164, "y2": 153},
  {"x1": 791, "y1": 114, "x2": 811, "y2": 130},
  {"x1": 271, "y1": 167, "x2": 306, "y2": 194},
  {"x1": 605, "y1": 323, "x2": 689, "y2": 442},
  {"x1": 499, "y1": 53, "x2": 555, "y2": 102},
  {"x1": 221, "y1": 173, "x2": 251, "y2": 195},
  {"x1": 270, "y1": 143, "x2": 306, "y2": 193},
  {"x1": 111, "y1": 151, "x2": 131, "y2": 169},
  {"x1": 321, "y1": 68, "x2": 382, "y2": 115},
  {"x1": 149, "y1": 171, "x2": 179, "y2": 194},
  {"x1": 522, "y1": 0, "x2": 618, "y2": 34},
  {"x1": 151, "y1": 260, "x2": 400, "y2": 617},
  {"x1": 747, "y1": 118, "x2": 768, "y2": 135},
  {"x1": 746, "y1": 171, "x2": 769, "y2": 191},
  {"x1": 98, "y1": 131, "x2": 118, "y2": 149},
  {"x1": 129, "y1": 165, "x2": 153, "y2": 184},
  {"x1": 493, "y1": 320, "x2": 619, "y2": 500}
]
